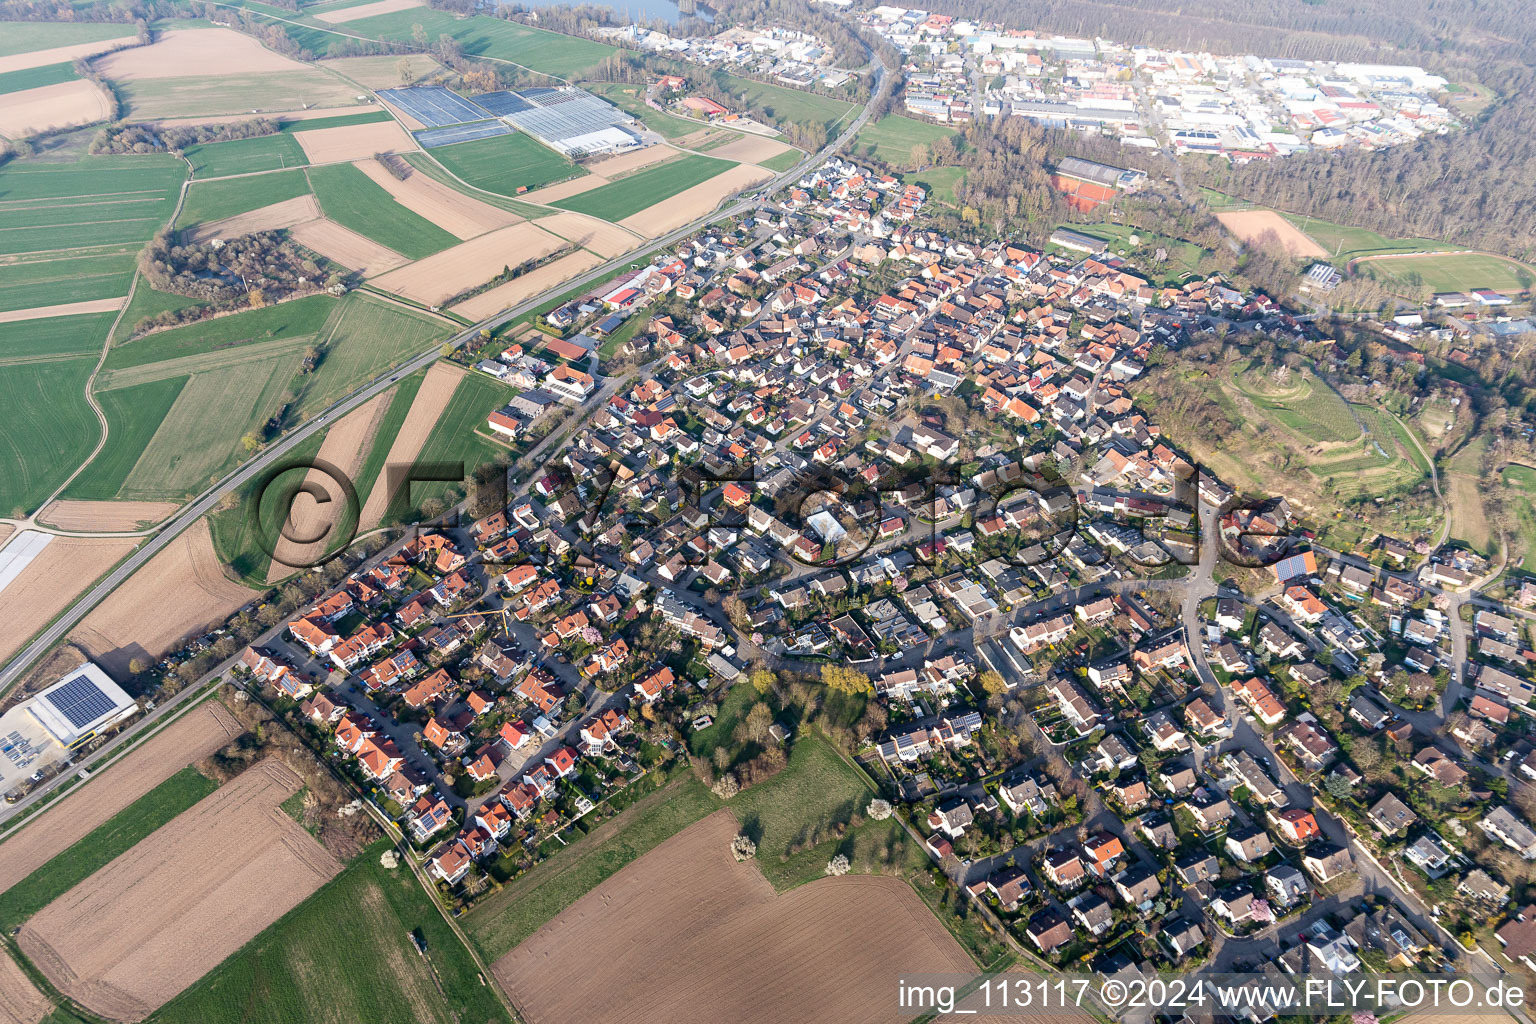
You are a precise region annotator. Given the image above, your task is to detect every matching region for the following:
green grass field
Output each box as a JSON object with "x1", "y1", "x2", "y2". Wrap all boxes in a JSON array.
[
  {"x1": 0, "y1": 356, "x2": 98, "y2": 517},
  {"x1": 0, "y1": 154, "x2": 185, "y2": 256},
  {"x1": 0, "y1": 766, "x2": 216, "y2": 933},
  {"x1": 307, "y1": 163, "x2": 458, "y2": 259},
  {"x1": 1448, "y1": 434, "x2": 1493, "y2": 553},
  {"x1": 1503, "y1": 466, "x2": 1536, "y2": 571},
  {"x1": 111, "y1": 278, "x2": 209, "y2": 343},
  {"x1": 719, "y1": 73, "x2": 854, "y2": 131},
  {"x1": 154, "y1": 840, "x2": 512, "y2": 1024},
  {"x1": 908, "y1": 165, "x2": 965, "y2": 206},
  {"x1": 398, "y1": 152, "x2": 546, "y2": 218},
  {"x1": 351, "y1": 367, "x2": 425, "y2": 513},
  {"x1": 0, "y1": 250, "x2": 137, "y2": 312},
  {"x1": 0, "y1": 312, "x2": 116, "y2": 361},
  {"x1": 850, "y1": 113, "x2": 957, "y2": 166},
  {"x1": 395, "y1": 370, "x2": 512, "y2": 515},
  {"x1": 1359, "y1": 252, "x2": 1536, "y2": 296},
  {"x1": 427, "y1": 131, "x2": 579, "y2": 199},
  {"x1": 62, "y1": 375, "x2": 189, "y2": 501},
  {"x1": 1228, "y1": 362, "x2": 1359, "y2": 443},
  {"x1": 177, "y1": 168, "x2": 312, "y2": 229},
  {"x1": 553, "y1": 154, "x2": 735, "y2": 221},
  {"x1": 759, "y1": 148, "x2": 802, "y2": 173},
  {"x1": 1068, "y1": 221, "x2": 1208, "y2": 286},
  {"x1": 1276, "y1": 212, "x2": 1441, "y2": 260},
  {"x1": 341, "y1": 8, "x2": 615, "y2": 76},
  {"x1": 0, "y1": 60, "x2": 76, "y2": 95},
  {"x1": 464, "y1": 772, "x2": 721, "y2": 961},
  {"x1": 184, "y1": 133, "x2": 309, "y2": 178},
  {"x1": 0, "y1": 21, "x2": 132, "y2": 55},
  {"x1": 1504, "y1": 465, "x2": 1536, "y2": 492},
  {"x1": 117, "y1": 69, "x2": 360, "y2": 120},
  {"x1": 208, "y1": 428, "x2": 325, "y2": 584},
  {"x1": 289, "y1": 293, "x2": 448, "y2": 420},
  {"x1": 105, "y1": 293, "x2": 335, "y2": 370}
]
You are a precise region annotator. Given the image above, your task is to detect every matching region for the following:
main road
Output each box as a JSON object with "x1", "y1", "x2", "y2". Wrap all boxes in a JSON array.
[{"x1": 0, "y1": 62, "x2": 889, "y2": 697}]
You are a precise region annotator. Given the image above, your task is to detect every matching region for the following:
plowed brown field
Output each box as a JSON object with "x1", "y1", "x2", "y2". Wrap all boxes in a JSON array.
[
  {"x1": 289, "y1": 218, "x2": 407, "y2": 276},
  {"x1": 185, "y1": 194, "x2": 320, "y2": 243},
  {"x1": 451, "y1": 248, "x2": 603, "y2": 320},
  {"x1": 618, "y1": 163, "x2": 773, "y2": 237},
  {"x1": 352, "y1": 158, "x2": 519, "y2": 239},
  {"x1": 293, "y1": 120, "x2": 415, "y2": 163},
  {"x1": 0, "y1": 701, "x2": 241, "y2": 894},
  {"x1": 0, "y1": 80, "x2": 112, "y2": 138},
  {"x1": 371, "y1": 222, "x2": 567, "y2": 306},
  {"x1": 20, "y1": 759, "x2": 342, "y2": 1023},
  {"x1": 357, "y1": 361, "x2": 464, "y2": 528},
  {"x1": 0, "y1": 951, "x2": 49, "y2": 1024},
  {"x1": 0, "y1": 535, "x2": 138, "y2": 665},
  {"x1": 493, "y1": 810, "x2": 976, "y2": 1024},
  {"x1": 39, "y1": 500, "x2": 178, "y2": 531}
]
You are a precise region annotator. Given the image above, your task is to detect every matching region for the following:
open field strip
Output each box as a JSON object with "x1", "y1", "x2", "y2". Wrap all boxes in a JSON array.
[
  {"x1": 370, "y1": 221, "x2": 567, "y2": 306},
  {"x1": 337, "y1": 7, "x2": 616, "y2": 76},
  {"x1": 356, "y1": 360, "x2": 464, "y2": 528},
  {"x1": 719, "y1": 72, "x2": 854, "y2": 130},
  {"x1": 96, "y1": 334, "x2": 313, "y2": 391},
  {"x1": 519, "y1": 173, "x2": 611, "y2": 205},
  {"x1": 0, "y1": 155, "x2": 184, "y2": 256},
  {"x1": 553, "y1": 153, "x2": 735, "y2": 221},
  {"x1": 288, "y1": 293, "x2": 449, "y2": 419},
  {"x1": 289, "y1": 218, "x2": 407, "y2": 276},
  {"x1": 531, "y1": 211, "x2": 640, "y2": 258},
  {"x1": 0, "y1": 61, "x2": 78, "y2": 96},
  {"x1": 307, "y1": 162, "x2": 458, "y2": 259},
  {"x1": 292, "y1": 119, "x2": 415, "y2": 164},
  {"x1": 0, "y1": 297, "x2": 124, "y2": 324},
  {"x1": 0, "y1": 28, "x2": 134, "y2": 75},
  {"x1": 1215, "y1": 209, "x2": 1327, "y2": 258},
  {"x1": 38, "y1": 500, "x2": 178, "y2": 531},
  {"x1": 183, "y1": 133, "x2": 307, "y2": 178},
  {"x1": 0, "y1": 79, "x2": 109, "y2": 140},
  {"x1": 0, "y1": 356, "x2": 98, "y2": 518},
  {"x1": 0, "y1": 702, "x2": 241, "y2": 893},
  {"x1": 1447, "y1": 434, "x2": 1492, "y2": 553},
  {"x1": 184, "y1": 194, "x2": 321, "y2": 244},
  {"x1": 143, "y1": 103, "x2": 373, "y2": 129},
  {"x1": 704, "y1": 133, "x2": 797, "y2": 164},
  {"x1": 152, "y1": 838, "x2": 512, "y2": 1024},
  {"x1": 176, "y1": 169, "x2": 311, "y2": 231},
  {"x1": 0, "y1": 250, "x2": 137, "y2": 313},
  {"x1": 451, "y1": 248, "x2": 603, "y2": 319},
  {"x1": 97, "y1": 27, "x2": 306, "y2": 78},
  {"x1": 427, "y1": 131, "x2": 581, "y2": 199},
  {"x1": 0, "y1": 948, "x2": 49, "y2": 1024},
  {"x1": 314, "y1": 0, "x2": 423, "y2": 22},
  {"x1": 316, "y1": 53, "x2": 440, "y2": 89},
  {"x1": 267, "y1": 389, "x2": 391, "y2": 579},
  {"x1": 849, "y1": 112, "x2": 955, "y2": 164},
  {"x1": 398, "y1": 370, "x2": 515, "y2": 510},
  {"x1": 19, "y1": 760, "x2": 343, "y2": 1023},
  {"x1": 0, "y1": 765, "x2": 219, "y2": 934},
  {"x1": 617, "y1": 162, "x2": 774, "y2": 237},
  {"x1": 351, "y1": 157, "x2": 520, "y2": 239},
  {"x1": 581, "y1": 143, "x2": 681, "y2": 178}
]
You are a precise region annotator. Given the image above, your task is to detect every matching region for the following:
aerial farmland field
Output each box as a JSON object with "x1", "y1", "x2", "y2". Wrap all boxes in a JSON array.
[
  {"x1": 850, "y1": 112, "x2": 958, "y2": 165},
  {"x1": 183, "y1": 133, "x2": 309, "y2": 178},
  {"x1": 553, "y1": 154, "x2": 736, "y2": 222},
  {"x1": 0, "y1": 59, "x2": 77, "y2": 94},
  {"x1": 306, "y1": 162, "x2": 460, "y2": 259},
  {"x1": 176, "y1": 168, "x2": 312, "y2": 230},
  {"x1": 0, "y1": 154, "x2": 185, "y2": 256},
  {"x1": 61, "y1": 375, "x2": 189, "y2": 502},
  {"x1": 287, "y1": 293, "x2": 449, "y2": 419},
  {"x1": 0, "y1": 251, "x2": 137, "y2": 313},
  {"x1": 0, "y1": 21, "x2": 136, "y2": 57},
  {"x1": 0, "y1": 355, "x2": 99, "y2": 518},
  {"x1": 0, "y1": 311, "x2": 117, "y2": 360},
  {"x1": 340, "y1": 8, "x2": 615, "y2": 77},
  {"x1": 428, "y1": 131, "x2": 580, "y2": 199}
]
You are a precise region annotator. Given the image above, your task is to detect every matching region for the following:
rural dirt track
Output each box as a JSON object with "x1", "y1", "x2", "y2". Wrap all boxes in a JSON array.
[
  {"x1": 143, "y1": 104, "x2": 367, "y2": 129},
  {"x1": 493, "y1": 810, "x2": 977, "y2": 1024},
  {"x1": 95, "y1": 28, "x2": 306, "y2": 80},
  {"x1": 294, "y1": 120, "x2": 416, "y2": 164},
  {"x1": 69, "y1": 519, "x2": 254, "y2": 676},
  {"x1": 619, "y1": 163, "x2": 774, "y2": 238},
  {"x1": 357, "y1": 361, "x2": 465, "y2": 529},
  {"x1": 582, "y1": 144, "x2": 680, "y2": 178},
  {"x1": 1214, "y1": 209, "x2": 1327, "y2": 259},
  {"x1": 0, "y1": 297, "x2": 125, "y2": 324},
  {"x1": 0, "y1": 950, "x2": 50, "y2": 1024},
  {"x1": 314, "y1": 0, "x2": 424, "y2": 23},
  {"x1": 704, "y1": 135, "x2": 794, "y2": 164},
  {"x1": 0, "y1": 701, "x2": 241, "y2": 894},
  {"x1": 533, "y1": 212, "x2": 640, "y2": 258},
  {"x1": 352, "y1": 158, "x2": 520, "y2": 240},
  {"x1": 0, "y1": 80, "x2": 113, "y2": 138},
  {"x1": 451, "y1": 249, "x2": 603, "y2": 320},
  {"x1": 0, "y1": 35, "x2": 134, "y2": 75},
  {"x1": 266, "y1": 388, "x2": 393, "y2": 581},
  {"x1": 290, "y1": 218, "x2": 407, "y2": 277},
  {"x1": 19, "y1": 759, "x2": 342, "y2": 1023},
  {"x1": 0, "y1": 536, "x2": 138, "y2": 666},
  {"x1": 185, "y1": 194, "x2": 321, "y2": 242},
  {"x1": 371, "y1": 222, "x2": 568, "y2": 306},
  {"x1": 39, "y1": 500, "x2": 178, "y2": 532}
]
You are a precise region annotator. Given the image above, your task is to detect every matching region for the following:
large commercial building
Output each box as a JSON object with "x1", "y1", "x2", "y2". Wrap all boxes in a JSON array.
[{"x1": 0, "y1": 661, "x2": 137, "y2": 796}]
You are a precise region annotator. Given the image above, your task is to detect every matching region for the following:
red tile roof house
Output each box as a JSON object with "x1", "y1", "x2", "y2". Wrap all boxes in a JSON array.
[
  {"x1": 516, "y1": 671, "x2": 563, "y2": 713},
  {"x1": 464, "y1": 746, "x2": 502, "y2": 783},
  {"x1": 545, "y1": 745, "x2": 579, "y2": 778},
  {"x1": 499, "y1": 781, "x2": 539, "y2": 818},
  {"x1": 289, "y1": 614, "x2": 339, "y2": 655},
  {"x1": 409, "y1": 796, "x2": 454, "y2": 841},
  {"x1": 356, "y1": 736, "x2": 403, "y2": 781},
  {"x1": 402, "y1": 668, "x2": 454, "y2": 709},
  {"x1": 330, "y1": 621, "x2": 396, "y2": 671},
  {"x1": 475, "y1": 801, "x2": 514, "y2": 841},
  {"x1": 633, "y1": 665, "x2": 675, "y2": 704},
  {"x1": 429, "y1": 840, "x2": 472, "y2": 885},
  {"x1": 580, "y1": 709, "x2": 628, "y2": 754},
  {"x1": 499, "y1": 720, "x2": 531, "y2": 751}
]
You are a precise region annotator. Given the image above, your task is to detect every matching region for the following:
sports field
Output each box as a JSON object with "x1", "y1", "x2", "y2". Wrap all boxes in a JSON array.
[
  {"x1": 0, "y1": 355, "x2": 98, "y2": 518},
  {"x1": 184, "y1": 133, "x2": 309, "y2": 178},
  {"x1": 553, "y1": 154, "x2": 735, "y2": 222},
  {"x1": 0, "y1": 154, "x2": 185, "y2": 256},
  {"x1": 850, "y1": 113, "x2": 957, "y2": 165},
  {"x1": 1358, "y1": 252, "x2": 1536, "y2": 295},
  {"x1": 428, "y1": 131, "x2": 579, "y2": 199},
  {"x1": 1276, "y1": 211, "x2": 1441, "y2": 260},
  {"x1": 177, "y1": 168, "x2": 311, "y2": 230},
  {"x1": 0, "y1": 766, "x2": 217, "y2": 934},
  {"x1": 0, "y1": 250, "x2": 136, "y2": 313},
  {"x1": 153, "y1": 841, "x2": 512, "y2": 1024},
  {"x1": 307, "y1": 162, "x2": 459, "y2": 259},
  {"x1": 341, "y1": 8, "x2": 615, "y2": 77}
]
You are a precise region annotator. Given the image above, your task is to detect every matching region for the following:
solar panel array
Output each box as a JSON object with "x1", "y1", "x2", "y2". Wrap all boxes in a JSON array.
[
  {"x1": 376, "y1": 86, "x2": 492, "y2": 128},
  {"x1": 414, "y1": 121, "x2": 515, "y2": 149},
  {"x1": 499, "y1": 87, "x2": 633, "y2": 146},
  {"x1": 43, "y1": 675, "x2": 119, "y2": 730}
]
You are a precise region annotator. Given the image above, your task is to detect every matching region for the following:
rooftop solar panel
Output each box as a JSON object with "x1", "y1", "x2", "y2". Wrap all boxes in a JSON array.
[{"x1": 43, "y1": 676, "x2": 118, "y2": 730}]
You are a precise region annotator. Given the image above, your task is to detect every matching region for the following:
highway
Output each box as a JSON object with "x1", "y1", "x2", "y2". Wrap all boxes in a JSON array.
[{"x1": 0, "y1": 63, "x2": 888, "y2": 698}]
